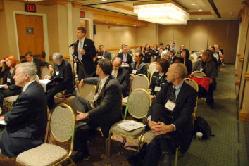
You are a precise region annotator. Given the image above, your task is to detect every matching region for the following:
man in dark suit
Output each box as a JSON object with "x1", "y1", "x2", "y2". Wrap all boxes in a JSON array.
[
  {"x1": 46, "y1": 53, "x2": 74, "y2": 108},
  {"x1": 73, "y1": 59, "x2": 122, "y2": 162},
  {"x1": 96, "y1": 45, "x2": 112, "y2": 60},
  {"x1": 117, "y1": 44, "x2": 133, "y2": 66},
  {"x1": 0, "y1": 62, "x2": 47, "y2": 157},
  {"x1": 129, "y1": 63, "x2": 197, "y2": 166},
  {"x1": 73, "y1": 27, "x2": 96, "y2": 80},
  {"x1": 24, "y1": 52, "x2": 48, "y2": 78},
  {"x1": 112, "y1": 57, "x2": 130, "y2": 97}
]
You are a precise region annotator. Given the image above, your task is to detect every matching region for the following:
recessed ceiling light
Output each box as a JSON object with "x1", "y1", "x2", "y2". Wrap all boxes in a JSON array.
[
  {"x1": 191, "y1": 3, "x2": 196, "y2": 6},
  {"x1": 101, "y1": 0, "x2": 107, "y2": 1},
  {"x1": 198, "y1": 9, "x2": 203, "y2": 12},
  {"x1": 198, "y1": 18, "x2": 202, "y2": 20}
]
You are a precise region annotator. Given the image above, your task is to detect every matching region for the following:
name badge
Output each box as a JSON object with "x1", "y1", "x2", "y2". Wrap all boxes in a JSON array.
[
  {"x1": 7, "y1": 78, "x2": 11, "y2": 83},
  {"x1": 132, "y1": 70, "x2": 137, "y2": 74},
  {"x1": 165, "y1": 100, "x2": 176, "y2": 111},
  {"x1": 154, "y1": 86, "x2": 161, "y2": 92},
  {"x1": 55, "y1": 71, "x2": 59, "y2": 76}
]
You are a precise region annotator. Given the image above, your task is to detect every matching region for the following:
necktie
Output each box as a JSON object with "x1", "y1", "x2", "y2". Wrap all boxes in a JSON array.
[
  {"x1": 123, "y1": 54, "x2": 127, "y2": 63},
  {"x1": 78, "y1": 41, "x2": 83, "y2": 61}
]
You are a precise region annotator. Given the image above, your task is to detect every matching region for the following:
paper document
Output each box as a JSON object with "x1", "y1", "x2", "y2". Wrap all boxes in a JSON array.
[
  {"x1": 0, "y1": 120, "x2": 7, "y2": 126},
  {"x1": 39, "y1": 79, "x2": 51, "y2": 92},
  {"x1": 118, "y1": 120, "x2": 145, "y2": 131}
]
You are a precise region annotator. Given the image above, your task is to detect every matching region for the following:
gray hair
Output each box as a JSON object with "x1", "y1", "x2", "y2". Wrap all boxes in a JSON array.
[
  {"x1": 174, "y1": 63, "x2": 187, "y2": 79},
  {"x1": 52, "y1": 52, "x2": 63, "y2": 60},
  {"x1": 15, "y1": 62, "x2": 37, "y2": 79}
]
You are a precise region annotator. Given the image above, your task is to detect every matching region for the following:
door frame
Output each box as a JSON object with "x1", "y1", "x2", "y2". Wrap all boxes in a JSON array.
[{"x1": 13, "y1": 11, "x2": 49, "y2": 62}]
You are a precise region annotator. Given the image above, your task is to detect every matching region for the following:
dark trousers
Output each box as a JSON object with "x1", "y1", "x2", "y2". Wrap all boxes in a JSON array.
[
  {"x1": 77, "y1": 63, "x2": 86, "y2": 81},
  {"x1": 198, "y1": 82, "x2": 216, "y2": 105},
  {"x1": 0, "y1": 89, "x2": 20, "y2": 107},
  {"x1": 143, "y1": 135, "x2": 177, "y2": 166},
  {"x1": 46, "y1": 85, "x2": 66, "y2": 108}
]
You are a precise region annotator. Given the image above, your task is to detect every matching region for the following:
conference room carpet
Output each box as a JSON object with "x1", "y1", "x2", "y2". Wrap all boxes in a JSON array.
[{"x1": 78, "y1": 65, "x2": 249, "y2": 166}]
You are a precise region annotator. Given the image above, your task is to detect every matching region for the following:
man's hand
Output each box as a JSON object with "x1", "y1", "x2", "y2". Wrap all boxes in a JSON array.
[
  {"x1": 79, "y1": 48, "x2": 86, "y2": 56},
  {"x1": 2, "y1": 84, "x2": 8, "y2": 90},
  {"x1": 0, "y1": 116, "x2": 5, "y2": 121},
  {"x1": 78, "y1": 79, "x2": 84, "y2": 88},
  {"x1": 76, "y1": 111, "x2": 89, "y2": 121},
  {"x1": 150, "y1": 122, "x2": 175, "y2": 135}
]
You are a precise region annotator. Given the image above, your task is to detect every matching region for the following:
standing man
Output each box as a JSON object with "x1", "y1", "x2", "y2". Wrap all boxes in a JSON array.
[
  {"x1": 117, "y1": 45, "x2": 133, "y2": 66},
  {"x1": 73, "y1": 27, "x2": 96, "y2": 80}
]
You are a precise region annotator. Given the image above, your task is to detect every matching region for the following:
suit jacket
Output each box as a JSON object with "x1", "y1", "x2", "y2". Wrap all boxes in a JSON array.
[
  {"x1": 50, "y1": 60, "x2": 74, "y2": 94},
  {"x1": 73, "y1": 38, "x2": 97, "y2": 76},
  {"x1": 87, "y1": 75, "x2": 122, "y2": 136},
  {"x1": 117, "y1": 52, "x2": 133, "y2": 65},
  {"x1": 184, "y1": 59, "x2": 192, "y2": 75},
  {"x1": 0, "y1": 69, "x2": 21, "y2": 92},
  {"x1": 151, "y1": 82, "x2": 197, "y2": 153},
  {"x1": 131, "y1": 62, "x2": 148, "y2": 76},
  {"x1": 0, "y1": 81, "x2": 47, "y2": 157},
  {"x1": 116, "y1": 68, "x2": 130, "y2": 97},
  {"x1": 149, "y1": 72, "x2": 168, "y2": 95}
]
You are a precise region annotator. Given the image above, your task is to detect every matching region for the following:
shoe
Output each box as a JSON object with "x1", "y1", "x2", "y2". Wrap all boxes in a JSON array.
[
  {"x1": 71, "y1": 152, "x2": 90, "y2": 163},
  {"x1": 127, "y1": 153, "x2": 143, "y2": 166}
]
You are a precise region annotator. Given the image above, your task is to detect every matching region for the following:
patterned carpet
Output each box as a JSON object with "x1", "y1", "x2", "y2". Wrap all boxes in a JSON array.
[{"x1": 78, "y1": 65, "x2": 249, "y2": 166}]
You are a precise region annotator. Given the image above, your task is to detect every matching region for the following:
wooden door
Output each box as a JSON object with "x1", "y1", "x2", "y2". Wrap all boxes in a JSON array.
[{"x1": 15, "y1": 14, "x2": 44, "y2": 57}]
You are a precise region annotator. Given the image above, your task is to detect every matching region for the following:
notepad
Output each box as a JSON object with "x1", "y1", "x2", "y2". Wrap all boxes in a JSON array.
[
  {"x1": 0, "y1": 120, "x2": 7, "y2": 126},
  {"x1": 118, "y1": 120, "x2": 145, "y2": 131}
]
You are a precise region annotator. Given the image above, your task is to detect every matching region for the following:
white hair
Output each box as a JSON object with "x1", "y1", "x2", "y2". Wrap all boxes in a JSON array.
[
  {"x1": 52, "y1": 52, "x2": 63, "y2": 60},
  {"x1": 15, "y1": 62, "x2": 37, "y2": 79}
]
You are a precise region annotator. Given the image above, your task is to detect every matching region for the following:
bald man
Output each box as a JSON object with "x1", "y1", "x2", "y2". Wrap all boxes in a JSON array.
[{"x1": 129, "y1": 63, "x2": 197, "y2": 166}]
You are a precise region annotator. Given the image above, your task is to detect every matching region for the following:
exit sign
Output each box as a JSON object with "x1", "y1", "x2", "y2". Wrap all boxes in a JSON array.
[{"x1": 25, "y1": 4, "x2": 36, "y2": 13}]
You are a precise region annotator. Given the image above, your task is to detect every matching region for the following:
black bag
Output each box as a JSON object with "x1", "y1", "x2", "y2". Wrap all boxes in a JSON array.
[{"x1": 194, "y1": 116, "x2": 214, "y2": 140}]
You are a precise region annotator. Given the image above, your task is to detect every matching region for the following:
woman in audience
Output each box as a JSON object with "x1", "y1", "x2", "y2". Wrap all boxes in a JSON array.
[
  {"x1": 0, "y1": 56, "x2": 21, "y2": 107},
  {"x1": 181, "y1": 48, "x2": 192, "y2": 75},
  {"x1": 150, "y1": 59, "x2": 169, "y2": 95},
  {"x1": 131, "y1": 51, "x2": 148, "y2": 76}
]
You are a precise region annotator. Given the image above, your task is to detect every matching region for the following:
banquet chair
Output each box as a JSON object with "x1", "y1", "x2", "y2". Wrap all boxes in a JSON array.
[
  {"x1": 192, "y1": 71, "x2": 206, "y2": 78},
  {"x1": 16, "y1": 103, "x2": 76, "y2": 166},
  {"x1": 106, "y1": 89, "x2": 151, "y2": 157},
  {"x1": 2, "y1": 95, "x2": 18, "y2": 112},
  {"x1": 131, "y1": 74, "x2": 150, "y2": 92}
]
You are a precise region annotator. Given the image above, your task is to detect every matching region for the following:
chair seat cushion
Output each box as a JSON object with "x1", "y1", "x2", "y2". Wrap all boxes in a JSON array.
[
  {"x1": 111, "y1": 121, "x2": 145, "y2": 139},
  {"x1": 16, "y1": 143, "x2": 67, "y2": 166}
]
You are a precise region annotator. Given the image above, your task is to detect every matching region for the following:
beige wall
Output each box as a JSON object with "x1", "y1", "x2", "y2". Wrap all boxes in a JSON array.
[
  {"x1": 0, "y1": 0, "x2": 81, "y2": 60},
  {"x1": 158, "y1": 20, "x2": 239, "y2": 63},
  {"x1": 93, "y1": 24, "x2": 137, "y2": 50},
  {"x1": 136, "y1": 23, "x2": 158, "y2": 46}
]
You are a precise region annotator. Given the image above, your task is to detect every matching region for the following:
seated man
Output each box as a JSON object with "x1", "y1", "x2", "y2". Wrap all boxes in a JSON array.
[
  {"x1": 0, "y1": 63, "x2": 47, "y2": 157},
  {"x1": 73, "y1": 59, "x2": 122, "y2": 162},
  {"x1": 131, "y1": 51, "x2": 148, "y2": 76},
  {"x1": 46, "y1": 53, "x2": 74, "y2": 108},
  {"x1": 193, "y1": 50, "x2": 218, "y2": 107},
  {"x1": 129, "y1": 63, "x2": 197, "y2": 166}
]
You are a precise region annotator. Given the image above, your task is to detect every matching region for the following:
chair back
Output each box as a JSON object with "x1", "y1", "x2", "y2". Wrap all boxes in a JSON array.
[
  {"x1": 48, "y1": 103, "x2": 75, "y2": 156},
  {"x1": 192, "y1": 71, "x2": 206, "y2": 78},
  {"x1": 126, "y1": 89, "x2": 151, "y2": 119},
  {"x1": 131, "y1": 74, "x2": 150, "y2": 91},
  {"x1": 184, "y1": 78, "x2": 199, "y2": 92},
  {"x1": 78, "y1": 83, "x2": 96, "y2": 102}
]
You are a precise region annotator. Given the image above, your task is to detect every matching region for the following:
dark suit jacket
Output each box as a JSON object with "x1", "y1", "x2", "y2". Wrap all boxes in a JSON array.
[
  {"x1": 87, "y1": 76, "x2": 122, "y2": 136},
  {"x1": 184, "y1": 59, "x2": 192, "y2": 75},
  {"x1": 73, "y1": 38, "x2": 97, "y2": 76},
  {"x1": 0, "y1": 69, "x2": 21, "y2": 92},
  {"x1": 116, "y1": 68, "x2": 130, "y2": 97},
  {"x1": 149, "y1": 72, "x2": 168, "y2": 95},
  {"x1": 151, "y1": 82, "x2": 197, "y2": 153},
  {"x1": 0, "y1": 81, "x2": 47, "y2": 157},
  {"x1": 131, "y1": 62, "x2": 148, "y2": 76},
  {"x1": 117, "y1": 52, "x2": 133, "y2": 65},
  {"x1": 50, "y1": 60, "x2": 74, "y2": 94}
]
